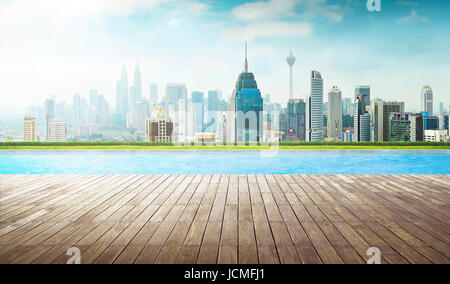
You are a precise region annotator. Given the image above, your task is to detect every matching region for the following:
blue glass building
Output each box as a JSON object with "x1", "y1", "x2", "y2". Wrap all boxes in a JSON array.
[{"x1": 232, "y1": 43, "x2": 263, "y2": 142}]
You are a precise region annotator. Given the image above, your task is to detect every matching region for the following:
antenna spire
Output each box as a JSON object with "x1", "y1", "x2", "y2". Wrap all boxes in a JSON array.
[{"x1": 244, "y1": 42, "x2": 248, "y2": 72}]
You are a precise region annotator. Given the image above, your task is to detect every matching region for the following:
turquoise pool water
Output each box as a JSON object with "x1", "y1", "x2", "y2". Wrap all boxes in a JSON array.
[{"x1": 1, "y1": 150, "x2": 449, "y2": 174}]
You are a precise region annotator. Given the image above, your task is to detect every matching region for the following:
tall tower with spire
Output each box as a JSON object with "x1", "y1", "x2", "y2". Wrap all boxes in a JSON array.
[
  {"x1": 116, "y1": 66, "x2": 129, "y2": 123},
  {"x1": 244, "y1": 42, "x2": 248, "y2": 72},
  {"x1": 231, "y1": 42, "x2": 264, "y2": 143},
  {"x1": 286, "y1": 50, "x2": 296, "y2": 101}
]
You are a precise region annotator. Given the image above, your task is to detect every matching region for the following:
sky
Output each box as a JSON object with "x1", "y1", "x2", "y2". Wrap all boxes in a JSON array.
[{"x1": 0, "y1": 0, "x2": 449, "y2": 116}]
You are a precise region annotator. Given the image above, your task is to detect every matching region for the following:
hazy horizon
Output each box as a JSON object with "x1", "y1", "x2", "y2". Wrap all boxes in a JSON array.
[{"x1": 1, "y1": 0, "x2": 449, "y2": 116}]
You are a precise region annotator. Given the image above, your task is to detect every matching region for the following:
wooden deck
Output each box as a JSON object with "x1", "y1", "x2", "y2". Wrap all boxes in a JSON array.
[{"x1": 0, "y1": 174, "x2": 449, "y2": 264}]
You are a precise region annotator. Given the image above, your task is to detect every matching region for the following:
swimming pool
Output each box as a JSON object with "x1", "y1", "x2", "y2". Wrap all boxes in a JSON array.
[{"x1": 1, "y1": 150, "x2": 449, "y2": 174}]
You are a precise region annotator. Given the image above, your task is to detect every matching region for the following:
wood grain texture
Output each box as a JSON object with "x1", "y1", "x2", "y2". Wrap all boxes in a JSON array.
[{"x1": 0, "y1": 174, "x2": 449, "y2": 264}]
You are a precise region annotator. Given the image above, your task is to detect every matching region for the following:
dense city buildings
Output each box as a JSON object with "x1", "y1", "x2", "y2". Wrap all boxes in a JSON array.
[
  {"x1": 421, "y1": 85, "x2": 433, "y2": 115},
  {"x1": 8, "y1": 49, "x2": 449, "y2": 144},
  {"x1": 231, "y1": 43, "x2": 263, "y2": 142},
  {"x1": 306, "y1": 70, "x2": 324, "y2": 141},
  {"x1": 23, "y1": 116, "x2": 37, "y2": 142},
  {"x1": 327, "y1": 86, "x2": 342, "y2": 139},
  {"x1": 371, "y1": 101, "x2": 405, "y2": 141},
  {"x1": 145, "y1": 106, "x2": 173, "y2": 142}
]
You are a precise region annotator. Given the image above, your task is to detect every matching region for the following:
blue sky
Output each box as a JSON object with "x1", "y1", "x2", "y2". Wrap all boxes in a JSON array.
[{"x1": 0, "y1": 0, "x2": 449, "y2": 114}]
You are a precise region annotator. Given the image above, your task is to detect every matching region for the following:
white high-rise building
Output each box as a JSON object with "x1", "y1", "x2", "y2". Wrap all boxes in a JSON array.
[
  {"x1": 286, "y1": 50, "x2": 296, "y2": 101},
  {"x1": 24, "y1": 116, "x2": 37, "y2": 142},
  {"x1": 48, "y1": 120, "x2": 67, "y2": 142},
  {"x1": 359, "y1": 113, "x2": 371, "y2": 142},
  {"x1": 327, "y1": 86, "x2": 342, "y2": 139},
  {"x1": 129, "y1": 64, "x2": 142, "y2": 112},
  {"x1": 177, "y1": 98, "x2": 188, "y2": 141},
  {"x1": 73, "y1": 94, "x2": 81, "y2": 125},
  {"x1": 353, "y1": 94, "x2": 371, "y2": 142},
  {"x1": 421, "y1": 85, "x2": 433, "y2": 115},
  {"x1": 134, "y1": 64, "x2": 142, "y2": 104},
  {"x1": 306, "y1": 70, "x2": 324, "y2": 141},
  {"x1": 136, "y1": 100, "x2": 150, "y2": 132},
  {"x1": 116, "y1": 66, "x2": 129, "y2": 122}
]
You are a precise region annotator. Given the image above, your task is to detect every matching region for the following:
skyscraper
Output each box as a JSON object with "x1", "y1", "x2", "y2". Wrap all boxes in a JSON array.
[
  {"x1": 371, "y1": 101, "x2": 405, "y2": 141},
  {"x1": 129, "y1": 86, "x2": 135, "y2": 112},
  {"x1": 306, "y1": 70, "x2": 324, "y2": 141},
  {"x1": 177, "y1": 98, "x2": 188, "y2": 141},
  {"x1": 98, "y1": 95, "x2": 109, "y2": 125},
  {"x1": 355, "y1": 85, "x2": 370, "y2": 108},
  {"x1": 88, "y1": 89, "x2": 99, "y2": 123},
  {"x1": 231, "y1": 43, "x2": 263, "y2": 142},
  {"x1": 116, "y1": 66, "x2": 129, "y2": 123},
  {"x1": 191, "y1": 91, "x2": 204, "y2": 134},
  {"x1": 207, "y1": 89, "x2": 221, "y2": 132},
  {"x1": 327, "y1": 86, "x2": 342, "y2": 139},
  {"x1": 286, "y1": 50, "x2": 296, "y2": 101},
  {"x1": 421, "y1": 85, "x2": 433, "y2": 115},
  {"x1": 136, "y1": 100, "x2": 150, "y2": 132},
  {"x1": 73, "y1": 94, "x2": 81, "y2": 124},
  {"x1": 134, "y1": 64, "x2": 142, "y2": 107},
  {"x1": 354, "y1": 94, "x2": 370, "y2": 142},
  {"x1": 24, "y1": 116, "x2": 37, "y2": 142},
  {"x1": 44, "y1": 98, "x2": 55, "y2": 141}
]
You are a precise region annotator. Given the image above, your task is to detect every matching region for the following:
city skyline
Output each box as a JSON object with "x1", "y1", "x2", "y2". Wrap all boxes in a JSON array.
[{"x1": 0, "y1": 0, "x2": 449, "y2": 116}]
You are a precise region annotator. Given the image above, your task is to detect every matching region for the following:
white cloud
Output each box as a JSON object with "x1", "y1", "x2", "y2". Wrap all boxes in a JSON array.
[
  {"x1": 396, "y1": 10, "x2": 429, "y2": 24},
  {"x1": 232, "y1": 0, "x2": 298, "y2": 21},
  {"x1": 299, "y1": 0, "x2": 343, "y2": 22},
  {"x1": 221, "y1": 21, "x2": 311, "y2": 41},
  {"x1": 231, "y1": 0, "x2": 343, "y2": 23}
]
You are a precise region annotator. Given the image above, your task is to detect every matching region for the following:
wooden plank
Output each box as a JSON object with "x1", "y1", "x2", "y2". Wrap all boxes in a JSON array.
[{"x1": 0, "y1": 174, "x2": 448, "y2": 264}]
